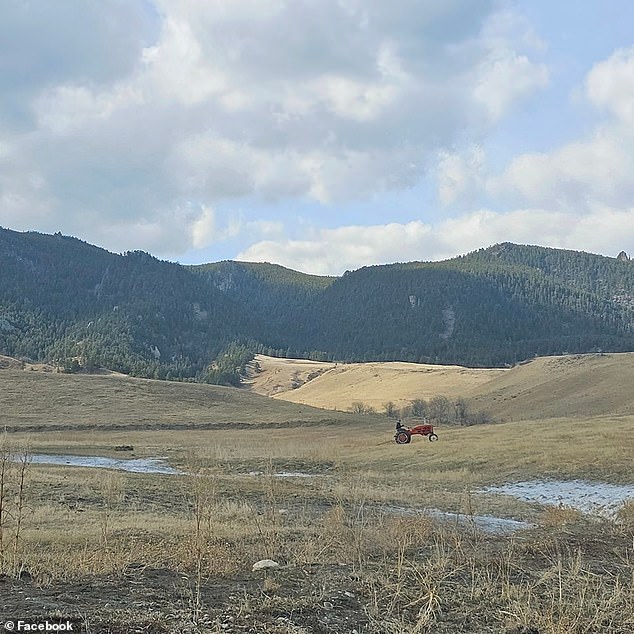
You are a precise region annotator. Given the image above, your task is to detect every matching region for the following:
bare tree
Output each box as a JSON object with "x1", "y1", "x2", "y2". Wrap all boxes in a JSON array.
[
  {"x1": 428, "y1": 395, "x2": 451, "y2": 424},
  {"x1": 383, "y1": 401, "x2": 398, "y2": 418},
  {"x1": 351, "y1": 401, "x2": 376, "y2": 415},
  {"x1": 410, "y1": 399, "x2": 428, "y2": 418}
]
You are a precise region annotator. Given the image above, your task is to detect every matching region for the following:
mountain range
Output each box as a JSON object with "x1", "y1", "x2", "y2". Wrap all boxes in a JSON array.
[{"x1": 1, "y1": 226, "x2": 632, "y2": 382}]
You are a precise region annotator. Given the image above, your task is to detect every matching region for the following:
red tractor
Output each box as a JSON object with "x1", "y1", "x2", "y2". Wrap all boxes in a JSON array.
[{"x1": 394, "y1": 420, "x2": 438, "y2": 444}]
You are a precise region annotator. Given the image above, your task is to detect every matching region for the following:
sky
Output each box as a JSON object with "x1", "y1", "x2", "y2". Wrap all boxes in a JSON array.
[{"x1": 1, "y1": 0, "x2": 634, "y2": 275}]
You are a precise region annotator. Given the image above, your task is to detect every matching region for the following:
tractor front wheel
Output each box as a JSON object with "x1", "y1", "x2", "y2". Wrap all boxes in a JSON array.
[
  {"x1": 396, "y1": 431, "x2": 411, "y2": 444},
  {"x1": 428, "y1": 433, "x2": 438, "y2": 442}
]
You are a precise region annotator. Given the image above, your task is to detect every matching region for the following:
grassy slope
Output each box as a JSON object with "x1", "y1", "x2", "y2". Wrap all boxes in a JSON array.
[
  {"x1": 5, "y1": 351, "x2": 633, "y2": 428},
  {"x1": 0, "y1": 369, "x2": 370, "y2": 430},
  {"x1": 256, "y1": 352, "x2": 634, "y2": 420},
  {"x1": 268, "y1": 357, "x2": 504, "y2": 408},
  {"x1": 468, "y1": 352, "x2": 634, "y2": 421},
  {"x1": 244, "y1": 355, "x2": 337, "y2": 396}
]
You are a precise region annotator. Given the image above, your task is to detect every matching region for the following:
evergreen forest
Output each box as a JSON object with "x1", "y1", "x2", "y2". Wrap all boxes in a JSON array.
[{"x1": 1, "y1": 228, "x2": 632, "y2": 384}]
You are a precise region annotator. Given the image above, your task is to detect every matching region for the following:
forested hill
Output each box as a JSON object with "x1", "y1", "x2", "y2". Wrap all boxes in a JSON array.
[
  {"x1": 1, "y1": 227, "x2": 633, "y2": 381},
  {"x1": 0, "y1": 228, "x2": 252, "y2": 382}
]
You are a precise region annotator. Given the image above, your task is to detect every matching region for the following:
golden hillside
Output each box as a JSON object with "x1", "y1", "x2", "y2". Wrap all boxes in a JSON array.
[
  {"x1": 0, "y1": 366, "x2": 364, "y2": 429},
  {"x1": 249, "y1": 354, "x2": 505, "y2": 409},
  {"x1": 250, "y1": 353, "x2": 634, "y2": 421},
  {"x1": 244, "y1": 355, "x2": 336, "y2": 396},
  {"x1": 468, "y1": 353, "x2": 634, "y2": 421}
]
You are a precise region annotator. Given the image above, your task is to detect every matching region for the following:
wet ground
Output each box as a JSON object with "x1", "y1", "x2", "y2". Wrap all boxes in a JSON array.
[
  {"x1": 383, "y1": 505, "x2": 535, "y2": 534},
  {"x1": 29, "y1": 454, "x2": 182, "y2": 475},
  {"x1": 25, "y1": 456, "x2": 634, "y2": 532},
  {"x1": 480, "y1": 479, "x2": 634, "y2": 517}
]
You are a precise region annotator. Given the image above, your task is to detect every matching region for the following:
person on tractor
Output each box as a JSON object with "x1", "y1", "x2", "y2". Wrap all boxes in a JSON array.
[{"x1": 395, "y1": 419, "x2": 407, "y2": 432}]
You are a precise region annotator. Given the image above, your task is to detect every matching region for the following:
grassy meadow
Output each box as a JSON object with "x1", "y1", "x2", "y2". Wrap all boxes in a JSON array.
[
  {"x1": 1, "y1": 368, "x2": 633, "y2": 632},
  {"x1": 0, "y1": 368, "x2": 362, "y2": 429}
]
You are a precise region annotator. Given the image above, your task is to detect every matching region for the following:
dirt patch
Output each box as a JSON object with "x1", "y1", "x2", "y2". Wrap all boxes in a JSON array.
[{"x1": 1, "y1": 564, "x2": 369, "y2": 633}]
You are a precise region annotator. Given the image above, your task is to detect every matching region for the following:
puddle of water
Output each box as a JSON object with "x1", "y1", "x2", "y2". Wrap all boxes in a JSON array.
[
  {"x1": 428, "y1": 510, "x2": 534, "y2": 534},
  {"x1": 29, "y1": 454, "x2": 182, "y2": 475},
  {"x1": 384, "y1": 505, "x2": 534, "y2": 534},
  {"x1": 481, "y1": 480, "x2": 634, "y2": 518}
]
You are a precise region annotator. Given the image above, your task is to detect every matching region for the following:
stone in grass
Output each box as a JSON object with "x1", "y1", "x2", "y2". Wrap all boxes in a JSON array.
[{"x1": 252, "y1": 559, "x2": 280, "y2": 571}]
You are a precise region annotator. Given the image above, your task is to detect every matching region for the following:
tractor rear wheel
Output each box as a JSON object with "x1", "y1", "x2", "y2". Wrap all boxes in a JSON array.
[
  {"x1": 396, "y1": 431, "x2": 411, "y2": 444},
  {"x1": 429, "y1": 433, "x2": 438, "y2": 442}
]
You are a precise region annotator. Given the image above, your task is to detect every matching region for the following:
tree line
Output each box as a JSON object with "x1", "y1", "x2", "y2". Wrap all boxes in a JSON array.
[
  {"x1": 1, "y1": 228, "x2": 632, "y2": 385},
  {"x1": 352, "y1": 396, "x2": 492, "y2": 426}
]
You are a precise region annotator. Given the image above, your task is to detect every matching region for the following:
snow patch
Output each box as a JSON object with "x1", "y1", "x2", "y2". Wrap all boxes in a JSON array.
[
  {"x1": 29, "y1": 454, "x2": 182, "y2": 475},
  {"x1": 384, "y1": 505, "x2": 534, "y2": 534},
  {"x1": 481, "y1": 479, "x2": 634, "y2": 518}
]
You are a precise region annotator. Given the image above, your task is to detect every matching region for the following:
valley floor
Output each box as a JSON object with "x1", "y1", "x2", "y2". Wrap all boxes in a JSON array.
[{"x1": 1, "y1": 414, "x2": 633, "y2": 633}]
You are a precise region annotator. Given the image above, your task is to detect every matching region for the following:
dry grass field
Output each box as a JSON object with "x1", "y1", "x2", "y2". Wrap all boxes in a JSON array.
[
  {"x1": 253, "y1": 352, "x2": 634, "y2": 421},
  {"x1": 1, "y1": 362, "x2": 633, "y2": 632},
  {"x1": 244, "y1": 355, "x2": 337, "y2": 397},
  {"x1": 251, "y1": 354, "x2": 505, "y2": 410},
  {"x1": 468, "y1": 352, "x2": 634, "y2": 421},
  {"x1": 0, "y1": 368, "x2": 364, "y2": 430}
]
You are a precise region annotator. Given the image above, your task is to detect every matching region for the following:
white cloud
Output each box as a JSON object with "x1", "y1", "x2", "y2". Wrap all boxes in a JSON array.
[
  {"x1": 188, "y1": 207, "x2": 284, "y2": 250},
  {"x1": 489, "y1": 129, "x2": 634, "y2": 209},
  {"x1": 191, "y1": 206, "x2": 216, "y2": 248},
  {"x1": 465, "y1": 6, "x2": 549, "y2": 123},
  {"x1": 437, "y1": 145, "x2": 486, "y2": 206},
  {"x1": 238, "y1": 221, "x2": 432, "y2": 274},
  {"x1": 0, "y1": 0, "x2": 553, "y2": 256},
  {"x1": 237, "y1": 208, "x2": 634, "y2": 275},
  {"x1": 169, "y1": 134, "x2": 313, "y2": 201},
  {"x1": 472, "y1": 50, "x2": 549, "y2": 122},
  {"x1": 586, "y1": 47, "x2": 634, "y2": 124},
  {"x1": 141, "y1": 16, "x2": 230, "y2": 106},
  {"x1": 489, "y1": 45, "x2": 634, "y2": 213},
  {"x1": 480, "y1": 8, "x2": 546, "y2": 53},
  {"x1": 0, "y1": 1, "x2": 156, "y2": 128},
  {"x1": 34, "y1": 84, "x2": 143, "y2": 135}
]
